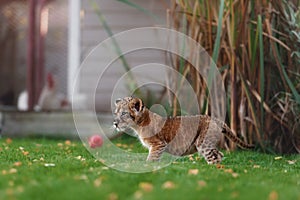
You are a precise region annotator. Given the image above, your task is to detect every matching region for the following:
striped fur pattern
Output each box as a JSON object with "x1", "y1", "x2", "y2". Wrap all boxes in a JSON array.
[{"x1": 113, "y1": 97, "x2": 254, "y2": 164}]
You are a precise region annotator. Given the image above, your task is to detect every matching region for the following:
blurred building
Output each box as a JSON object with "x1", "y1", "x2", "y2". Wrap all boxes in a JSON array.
[{"x1": 0, "y1": 0, "x2": 167, "y2": 112}]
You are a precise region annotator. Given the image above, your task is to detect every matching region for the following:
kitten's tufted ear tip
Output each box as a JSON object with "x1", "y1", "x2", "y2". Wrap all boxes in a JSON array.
[
  {"x1": 134, "y1": 98, "x2": 144, "y2": 112},
  {"x1": 115, "y1": 98, "x2": 122, "y2": 105}
]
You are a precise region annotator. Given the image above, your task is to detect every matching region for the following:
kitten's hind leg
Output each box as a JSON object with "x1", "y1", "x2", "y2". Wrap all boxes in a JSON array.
[
  {"x1": 202, "y1": 148, "x2": 223, "y2": 164},
  {"x1": 196, "y1": 140, "x2": 223, "y2": 164},
  {"x1": 195, "y1": 127, "x2": 224, "y2": 164}
]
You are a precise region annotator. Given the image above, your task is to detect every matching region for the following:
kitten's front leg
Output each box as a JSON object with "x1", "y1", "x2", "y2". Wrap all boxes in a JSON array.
[{"x1": 146, "y1": 143, "x2": 166, "y2": 161}]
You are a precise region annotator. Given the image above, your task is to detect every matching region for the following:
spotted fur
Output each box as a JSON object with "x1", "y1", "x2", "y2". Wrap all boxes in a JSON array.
[{"x1": 113, "y1": 97, "x2": 254, "y2": 164}]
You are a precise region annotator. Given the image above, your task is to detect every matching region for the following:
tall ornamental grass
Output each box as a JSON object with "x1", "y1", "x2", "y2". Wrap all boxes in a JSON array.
[{"x1": 167, "y1": 0, "x2": 300, "y2": 153}]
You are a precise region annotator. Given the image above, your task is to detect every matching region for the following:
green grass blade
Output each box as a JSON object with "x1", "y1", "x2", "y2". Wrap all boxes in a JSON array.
[
  {"x1": 116, "y1": 0, "x2": 162, "y2": 23},
  {"x1": 239, "y1": 71, "x2": 264, "y2": 149},
  {"x1": 258, "y1": 15, "x2": 265, "y2": 132},
  {"x1": 250, "y1": 23, "x2": 259, "y2": 71},
  {"x1": 204, "y1": 0, "x2": 225, "y2": 114},
  {"x1": 89, "y1": 0, "x2": 139, "y2": 94},
  {"x1": 249, "y1": 0, "x2": 256, "y2": 59},
  {"x1": 179, "y1": 14, "x2": 187, "y2": 75},
  {"x1": 274, "y1": 43, "x2": 300, "y2": 104},
  {"x1": 209, "y1": 0, "x2": 225, "y2": 86},
  {"x1": 211, "y1": 0, "x2": 224, "y2": 63}
]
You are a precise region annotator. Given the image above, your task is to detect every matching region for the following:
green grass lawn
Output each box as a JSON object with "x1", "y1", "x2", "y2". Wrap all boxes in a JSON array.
[{"x1": 0, "y1": 136, "x2": 299, "y2": 200}]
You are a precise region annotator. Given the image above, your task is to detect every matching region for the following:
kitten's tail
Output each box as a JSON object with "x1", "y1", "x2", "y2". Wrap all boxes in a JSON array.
[{"x1": 221, "y1": 123, "x2": 254, "y2": 149}]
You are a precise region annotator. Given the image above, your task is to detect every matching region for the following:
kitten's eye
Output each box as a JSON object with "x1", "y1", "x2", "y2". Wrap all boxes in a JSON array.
[{"x1": 121, "y1": 112, "x2": 127, "y2": 116}]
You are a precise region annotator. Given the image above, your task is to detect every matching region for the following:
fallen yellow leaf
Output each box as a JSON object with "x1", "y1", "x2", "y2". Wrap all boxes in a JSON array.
[
  {"x1": 216, "y1": 164, "x2": 225, "y2": 169},
  {"x1": 232, "y1": 173, "x2": 239, "y2": 178},
  {"x1": 134, "y1": 190, "x2": 143, "y2": 200},
  {"x1": 16, "y1": 186, "x2": 24, "y2": 193},
  {"x1": 74, "y1": 174, "x2": 88, "y2": 180},
  {"x1": 188, "y1": 169, "x2": 199, "y2": 175},
  {"x1": 197, "y1": 180, "x2": 207, "y2": 188},
  {"x1": 274, "y1": 156, "x2": 282, "y2": 160},
  {"x1": 253, "y1": 165, "x2": 260, "y2": 168},
  {"x1": 101, "y1": 167, "x2": 109, "y2": 170},
  {"x1": 6, "y1": 188, "x2": 14, "y2": 196},
  {"x1": 9, "y1": 168, "x2": 17, "y2": 174},
  {"x1": 287, "y1": 160, "x2": 296, "y2": 165},
  {"x1": 108, "y1": 193, "x2": 118, "y2": 200},
  {"x1": 8, "y1": 181, "x2": 14, "y2": 186},
  {"x1": 44, "y1": 163, "x2": 55, "y2": 167},
  {"x1": 93, "y1": 177, "x2": 102, "y2": 187},
  {"x1": 116, "y1": 143, "x2": 122, "y2": 147},
  {"x1": 268, "y1": 190, "x2": 278, "y2": 200},
  {"x1": 75, "y1": 156, "x2": 82, "y2": 160},
  {"x1": 231, "y1": 191, "x2": 239, "y2": 198},
  {"x1": 6, "y1": 138, "x2": 12, "y2": 144},
  {"x1": 162, "y1": 181, "x2": 176, "y2": 189},
  {"x1": 224, "y1": 169, "x2": 233, "y2": 173},
  {"x1": 13, "y1": 162, "x2": 22, "y2": 167},
  {"x1": 139, "y1": 182, "x2": 153, "y2": 192}
]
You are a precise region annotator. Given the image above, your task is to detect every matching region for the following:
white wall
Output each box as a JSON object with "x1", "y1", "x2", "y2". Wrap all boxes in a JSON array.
[{"x1": 79, "y1": 0, "x2": 168, "y2": 111}]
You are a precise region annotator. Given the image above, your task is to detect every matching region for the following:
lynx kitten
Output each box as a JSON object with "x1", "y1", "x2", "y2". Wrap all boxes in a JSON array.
[{"x1": 113, "y1": 97, "x2": 253, "y2": 164}]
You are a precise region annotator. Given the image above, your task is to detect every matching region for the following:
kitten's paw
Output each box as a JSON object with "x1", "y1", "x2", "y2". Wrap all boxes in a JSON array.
[{"x1": 205, "y1": 149, "x2": 223, "y2": 164}]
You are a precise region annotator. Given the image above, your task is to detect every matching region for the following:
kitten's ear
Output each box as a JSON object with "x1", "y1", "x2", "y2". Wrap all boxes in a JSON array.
[
  {"x1": 115, "y1": 98, "x2": 122, "y2": 105},
  {"x1": 132, "y1": 98, "x2": 144, "y2": 112}
]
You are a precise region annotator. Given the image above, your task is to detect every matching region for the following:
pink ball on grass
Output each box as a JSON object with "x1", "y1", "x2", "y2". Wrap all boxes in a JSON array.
[{"x1": 88, "y1": 135, "x2": 103, "y2": 148}]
